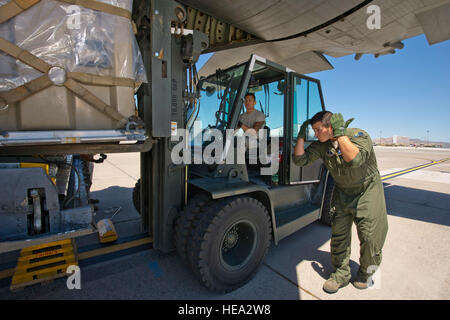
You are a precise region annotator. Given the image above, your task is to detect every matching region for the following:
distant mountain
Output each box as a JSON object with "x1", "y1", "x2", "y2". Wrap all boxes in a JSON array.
[{"x1": 374, "y1": 136, "x2": 450, "y2": 148}]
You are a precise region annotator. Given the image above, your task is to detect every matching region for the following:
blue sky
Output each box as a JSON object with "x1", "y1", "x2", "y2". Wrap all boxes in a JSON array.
[{"x1": 197, "y1": 34, "x2": 450, "y2": 142}]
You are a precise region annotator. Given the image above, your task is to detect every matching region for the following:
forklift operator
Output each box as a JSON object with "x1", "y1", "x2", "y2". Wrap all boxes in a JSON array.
[
  {"x1": 292, "y1": 111, "x2": 388, "y2": 294},
  {"x1": 237, "y1": 92, "x2": 265, "y2": 136}
]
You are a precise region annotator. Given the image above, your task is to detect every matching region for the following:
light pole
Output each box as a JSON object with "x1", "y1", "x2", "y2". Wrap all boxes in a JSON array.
[{"x1": 427, "y1": 130, "x2": 429, "y2": 146}]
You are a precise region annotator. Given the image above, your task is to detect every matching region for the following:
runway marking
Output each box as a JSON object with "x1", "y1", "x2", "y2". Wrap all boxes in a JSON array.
[
  {"x1": 381, "y1": 157, "x2": 450, "y2": 181},
  {"x1": 148, "y1": 261, "x2": 163, "y2": 278},
  {"x1": 77, "y1": 237, "x2": 153, "y2": 261},
  {"x1": 393, "y1": 170, "x2": 450, "y2": 184}
]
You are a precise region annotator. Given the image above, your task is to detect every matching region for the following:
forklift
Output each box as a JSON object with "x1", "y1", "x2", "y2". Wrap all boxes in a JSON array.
[{"x1": 132, "y1": 0, "x2": 335, "y2": 292}]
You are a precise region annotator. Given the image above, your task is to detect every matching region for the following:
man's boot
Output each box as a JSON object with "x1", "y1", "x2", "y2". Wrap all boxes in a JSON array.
[
  {"x1": 352, "y1": 276, "x2": 374, "y2": 290},
  {"x1": 322, "y1": 278, "x2": 348, "y2": 294}
]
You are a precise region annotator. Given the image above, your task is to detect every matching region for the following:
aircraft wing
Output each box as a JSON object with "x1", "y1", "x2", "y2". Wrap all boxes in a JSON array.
[{"x1": 177, "y1": 0, "x2": 450, "y2": 76}]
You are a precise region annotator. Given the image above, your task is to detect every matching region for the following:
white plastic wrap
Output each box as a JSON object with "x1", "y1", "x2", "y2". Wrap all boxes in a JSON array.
[{"x1": 0, "y1": 0, "x2": 147, "y2": 92}]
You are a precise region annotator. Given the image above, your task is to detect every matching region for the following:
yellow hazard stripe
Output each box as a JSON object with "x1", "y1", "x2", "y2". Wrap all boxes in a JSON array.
[
  {"x1": 20, "y1": 239, "x2": 72, "y2": 254},
  {"x1": 16, "y1": 253, "x2": 76, "y2": 272},
  {"x1": 18, "y1": 243, "x2": 73, "y2": 260},
  {"x1": 381, "y1": 157, "x2": 450, "y2": 181},
  {"x1": 11, "y1": 261, "x2": 77, "y2": 285},
  {"x1": 77, "y1": 237, "x2": 152, "y2": 260}
]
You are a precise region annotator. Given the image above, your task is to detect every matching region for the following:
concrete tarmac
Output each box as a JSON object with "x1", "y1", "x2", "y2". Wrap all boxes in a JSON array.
[{"x1": 1, "y1": 147, "x2": 449, "y2": 300}]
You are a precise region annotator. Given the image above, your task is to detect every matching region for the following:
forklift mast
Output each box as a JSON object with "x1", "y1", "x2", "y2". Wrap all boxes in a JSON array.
[{"x1": 133, "y1": 0, "x2": 208, "y2": 252}]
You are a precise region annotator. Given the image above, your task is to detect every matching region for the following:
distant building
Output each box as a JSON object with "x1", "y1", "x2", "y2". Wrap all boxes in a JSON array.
[{"x1": 375, "y1": 135, "x2": 410, "y2": 145}]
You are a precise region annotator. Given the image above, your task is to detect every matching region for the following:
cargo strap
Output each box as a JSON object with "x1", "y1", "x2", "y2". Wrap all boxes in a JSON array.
[
  {"x1": 63, "y1": 78, "x2": 126, "y2": 122},
  {"x1": 0, "y1": 0, "x2": 131, "y2": 24},
  {"x1": 0, "y1": 36, "x2": 51, "y2": 73},
  {"x1": 0, "y1": 75, "x2": 52, "y2": 105},
  {"x1": 69, "y1": 72, "x2": 135, "y2": 88},
  {"x1": 0, "y1": 36, "x2": 133, "y2": 124},
  {"x1": 0, "y1": 0, "x2": 39, "y2": 24},
  {"x1": 0, "y1": 73, "x2": 135, "y2": 106}
]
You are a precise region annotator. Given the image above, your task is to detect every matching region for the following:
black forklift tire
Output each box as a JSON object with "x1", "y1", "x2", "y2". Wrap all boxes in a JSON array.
[
  {"x1": 174, "y1": 192, "x2": 211, "y2": 265},
  {"x1": 132, "y1": 179, "x2": 141, "y2": 214},
  {"x1": 187, "y1": 196, "x2": 272, "y2": 293},
  {"x1": 320, "y1": 175, "x2": 335, "y2": 226}
]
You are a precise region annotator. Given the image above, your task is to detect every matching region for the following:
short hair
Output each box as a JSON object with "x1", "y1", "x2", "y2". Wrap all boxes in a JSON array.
[
  {"x1": 245, "y1": 92, "x2": 256, "y2": 100},
  {"x1": 310, "y1": 111, "x2": 333, "y2": 128}
]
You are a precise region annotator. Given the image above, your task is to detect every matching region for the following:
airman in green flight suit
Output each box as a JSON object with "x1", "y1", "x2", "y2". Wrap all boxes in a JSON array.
[{"x1": 293, "y1": 111, "x2": 388, "y2": 294}]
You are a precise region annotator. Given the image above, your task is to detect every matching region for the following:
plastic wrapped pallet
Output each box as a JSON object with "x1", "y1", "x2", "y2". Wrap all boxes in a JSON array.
[{"x1": 0, "y1": 0, "x2": 147, "y2": 131}]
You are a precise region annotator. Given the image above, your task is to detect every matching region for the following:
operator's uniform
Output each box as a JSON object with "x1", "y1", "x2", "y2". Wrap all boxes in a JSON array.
[
  {"x1": 292, "y1": 128, "x2": 388, "y2": 284},
  {"x1": 239, "y1": 109, "x2": 266, "y2": 157},
  {"x1": 239, "y1": 109, "x2": 266, "y2": 129}
]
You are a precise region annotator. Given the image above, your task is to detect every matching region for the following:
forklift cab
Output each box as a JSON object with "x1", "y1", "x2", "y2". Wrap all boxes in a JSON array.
[
  {"x1": 236, "y1": 55, "x2": 326, "y2": 187},
  {"x1": 191, "y1": 55, "x2": 326, "y2": 188}
]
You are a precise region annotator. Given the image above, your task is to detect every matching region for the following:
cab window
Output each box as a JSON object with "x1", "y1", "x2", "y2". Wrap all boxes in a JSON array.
[
  {"x1": 292, "y1": 77, "x2": 324, "y2": 141},
  {"x1": 250, "y1": 80, "x2": 284, "y2": 138}
]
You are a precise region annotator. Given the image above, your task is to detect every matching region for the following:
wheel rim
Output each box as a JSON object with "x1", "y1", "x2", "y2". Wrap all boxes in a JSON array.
[{"x1": 220, "y1": 219, "x2": 257, "y2": 271}]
